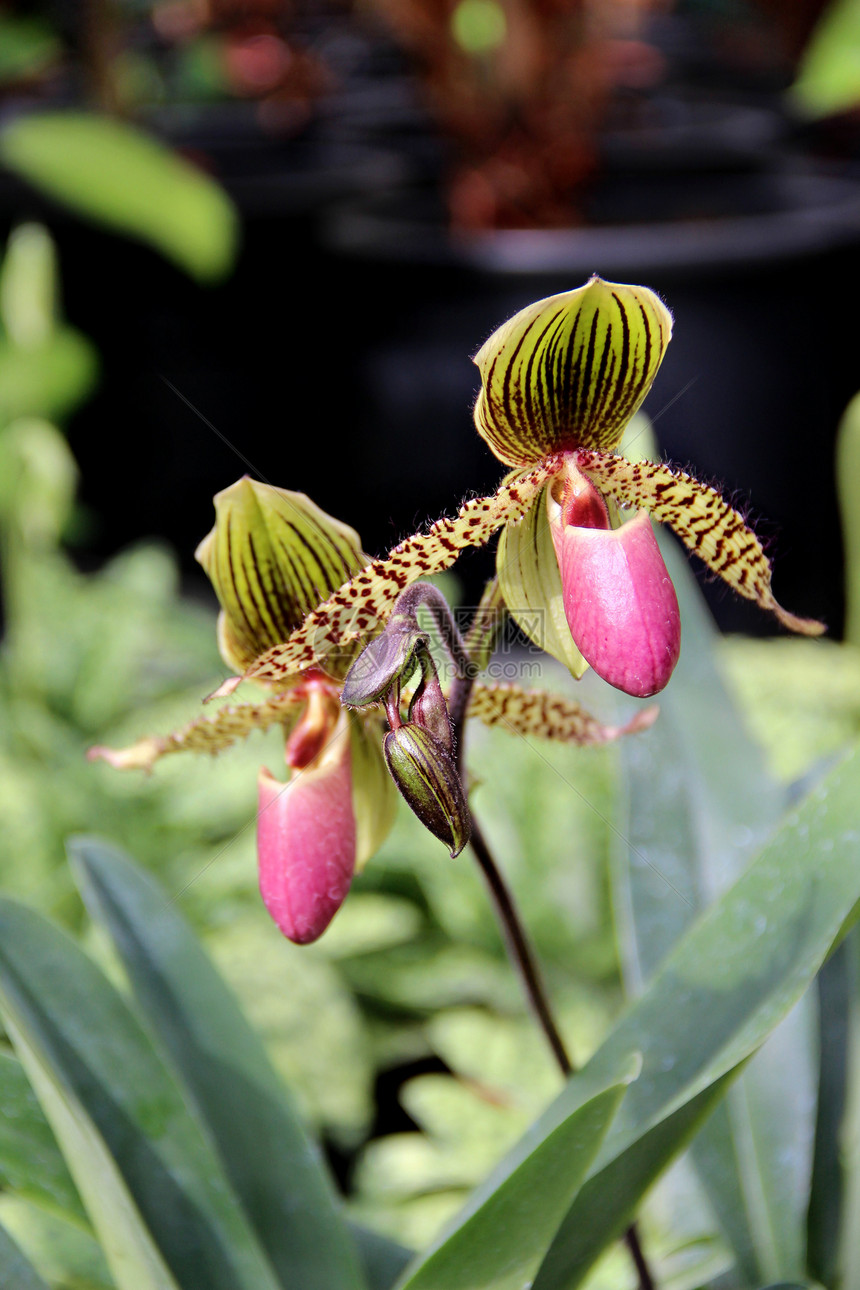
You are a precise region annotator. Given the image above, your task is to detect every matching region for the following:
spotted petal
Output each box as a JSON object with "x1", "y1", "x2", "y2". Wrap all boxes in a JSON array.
[
  {"x1": 195, "y1": 477, "x2": 366, "y2": 673},
  {"x1": 87, "y1": 689, "x2": 306, "y2": 772},
  {"x1": 496, "y1": 485, "x2": 589, "y2": 677},
  {"x1": 473, "y1": 277, "x2": 672, "y2": 466},
  {"x1": 576, "y1": 450, "x2": 826, "y2": 635},
  {"x1": 244, "y1": 462, "x2": 556, "y2": 686},
  {"x1": 467, "y1": 681, "x2": 657, "y2": 743}
]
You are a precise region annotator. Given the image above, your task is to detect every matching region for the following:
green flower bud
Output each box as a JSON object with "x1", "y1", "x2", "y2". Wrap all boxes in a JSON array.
[{"x1": 383, "y1": 723, "x2": 470, "y2": 857}]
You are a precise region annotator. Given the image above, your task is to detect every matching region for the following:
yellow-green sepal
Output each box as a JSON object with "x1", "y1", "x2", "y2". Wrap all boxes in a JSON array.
[
  {"x1": 496, "y1": 483, "x2": 589, "y2": 678},
  {"x1": 473, "y1": 276, "x2": 673, "y2": 465},
  {"x1": 349, "y1": 709, "x2": 398, "y2": 871},
  {"x1": 195, "y1": 477, "x2": 366, "y2": 674}
]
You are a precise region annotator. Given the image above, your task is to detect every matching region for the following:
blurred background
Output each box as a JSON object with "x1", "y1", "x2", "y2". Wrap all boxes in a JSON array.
[
  {"x1": 3, "y1": 2, "x2": 860, "y2": 1283},
  {"x1": 2, "y1": 0, "x2": 860, "y2": 625}
]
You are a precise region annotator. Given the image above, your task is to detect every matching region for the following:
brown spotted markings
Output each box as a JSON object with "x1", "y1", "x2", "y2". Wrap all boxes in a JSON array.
[
  {"x1": 467, "y1": 681, "x2": 658, "y2": 744},
  {"x1": 88, "y1": 689, "x2": 306, "y2": 772},
  {"x1": 244, "y1": 463, "x2": 558, "y2": 685},
  {"x1": 576, "y1": 449, "x2": 825, "y2": 636}
]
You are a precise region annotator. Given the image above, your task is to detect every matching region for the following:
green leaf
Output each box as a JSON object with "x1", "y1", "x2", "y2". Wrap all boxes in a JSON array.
[
  {"x1": 0, "y1": 15, "x2": 58, "y2": 86},
  {"x1": 0, "y1": 896, "x2": 284, "y2": 1290},
  {"x1": 0, "y1": 1049, "x2": 85, "y2": 1224},
  {"x1": 0, "y1": 419, "x2": 80, "y2": 544},
  {"x1": 511, "y1": 740, "x2": 860, "y2": 1288},
  {"x1": 0, "y1": 1217, "x2": 50, "y2": 1290},
  {"x1": 68, "y1": 835, "x2": 367, "y2": 1290},
  {"x1": 613, "y1": 534, "x2": 787, "y2": 989},
  {"x1": 614, "y1": 533, "x2": 817, "y2": 1283},
  {"x1": 532, "y1": 1076, "x2": 736, "y2": 1289},
  {"x1": 0, "y1": 329, "x2": 97, "y2": 423},
  {"x1": 791, "y1": 0, "x2": 860, "y2": 118},
  {"x1": 349, "y1": 1223, "x2": 413, "y2": 1290},
  {"x1": 0, "y1": 224, "x2": 57, "y2": 348},
  {"x1": 0, "y1": 113, "x2": 238, "y2": 282},
  {"x1": 394, "y1": 1065, "x2": 633, "y2": 1290},
  {"x1": 806, "y1": 936, "x2": 853, "y2": 1286}
]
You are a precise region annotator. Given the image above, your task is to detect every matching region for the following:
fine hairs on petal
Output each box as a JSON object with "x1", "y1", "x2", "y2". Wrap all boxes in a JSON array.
[{"x1": 576, "y1": 449, "x2": 825, "y2": 637}]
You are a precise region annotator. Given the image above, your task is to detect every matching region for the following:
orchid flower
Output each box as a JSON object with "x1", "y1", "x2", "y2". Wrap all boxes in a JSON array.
[
  {"x1": 93, "y1": 276, "x2": 816, "y2": 936},
  {"x1": 239, "y1": 276, "x2": 822, "y2": 699},
  {"x1": 90, "y1": 477, "x2": 398, "y2": 944},
  {"x1": 92, "y1": 475, "x2": 643, "y2": 942}
]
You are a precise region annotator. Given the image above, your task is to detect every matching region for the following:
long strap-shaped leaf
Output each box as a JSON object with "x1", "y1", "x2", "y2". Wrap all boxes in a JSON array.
[
  {"x1": 614, "y1": 532, "x2": 814, "y2": 1282},
  {"x1": 0, "y1": 898, "x2": 287, "y2": 1290},
  {"x1": 244, "y1": 464, "x2": 555, "y2": 685},
  {"x1": 0, "y1": 1049, "x2": 86, "y2": 1225},
  {"x1": 394, "y1": 1069, "x2": 633, "y2": 1290},
  {"x1": 0, "y1": 1219, "x2": 51, "y2": 1290},
  {"x1": 412, "y1": 741, "x2": 859, "y2": 1290},
  {"x1": 68, "y1": 836, "x2": 369, "y2": 1290}
]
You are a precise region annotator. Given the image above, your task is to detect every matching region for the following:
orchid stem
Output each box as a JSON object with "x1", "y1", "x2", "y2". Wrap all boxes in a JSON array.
[
  {"x1": 446, "y1": 599, "x2": 655, "y2": 1290},
  {"x1": 468, "y1": 813, "x2": 573, "y2": 1075},
  {"x1": 466, "y1": 811, "x2": 655, "y2": 1290}
]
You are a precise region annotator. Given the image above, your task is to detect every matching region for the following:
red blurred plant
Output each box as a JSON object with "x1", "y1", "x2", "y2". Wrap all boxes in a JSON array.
[{"x1": 364, "y1": 0, "x2": 668, "y2": 228}]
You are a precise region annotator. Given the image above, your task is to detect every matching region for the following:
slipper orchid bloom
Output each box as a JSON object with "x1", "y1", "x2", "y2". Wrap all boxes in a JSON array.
[
  {"x1": 93, "y1": 277, "x2": 820, "y2": 905},
  {"x1": 91, "y1": 471, "x2": 653, "y2": 931},
  {"x1": 237, "y1": 277, "x2": 821, "y2": 700},
  {"x1": 90, "y1": 477, "x2": 397, "y2": 944}
]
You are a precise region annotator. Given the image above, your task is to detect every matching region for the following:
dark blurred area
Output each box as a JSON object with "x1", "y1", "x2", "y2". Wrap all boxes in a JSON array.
[{"x1": 2, "y1": 0, "x2": 859, "y2": 635}]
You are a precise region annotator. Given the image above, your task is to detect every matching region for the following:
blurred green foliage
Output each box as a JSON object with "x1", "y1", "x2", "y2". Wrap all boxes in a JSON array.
[
  {"x1": 2, "y1": 221, "x2": 860, "y2": 1290},
  {"x1": 791, "y1": 0, "x2": 860, "y2": 118},
  {"x1": 0, "y1": 114, "x2": 238, "y2": 282}
]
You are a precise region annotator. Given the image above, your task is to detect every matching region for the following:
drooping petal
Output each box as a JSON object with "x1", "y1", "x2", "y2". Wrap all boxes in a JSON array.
[
  {"x1": 496, "y1": 484, "x2": 589, "y2": 678},
  {"x1": 473, "y1": 276, "x2": 672, "y2": 466},
  {"x1": 195, "y1": 476, "x2": 367, "y2": 672},
  {"x1": 466, "y1": 681, "x2": 658, "y2": 743},
  {"x1": 348, "y1": 710, "x2": 398, "y2": 871},
  {"x1": 551, "y1": 505, "x2": 681, "y2": 697},
  {"x1": 576, "y1": 449, "x2": 826, "y2": 636},
  {"x1": 87, "y1": 689, "x2": 306, "y2": 772},
  {"x1": 243, "y1": 461, "x2": 556, "y2": 686},
  {"x1": 257, "y1": 717, "x2": 356, "y2": 944}
]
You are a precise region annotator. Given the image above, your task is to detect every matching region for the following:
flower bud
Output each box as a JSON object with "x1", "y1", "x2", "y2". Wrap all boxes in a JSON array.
[
  {"x1": 257, "y1": 721, "x2": 356, "y2": 944},
  {"x1": 383, "y1": 724, "x2": 470, "y2": 857},
  {"x1": 408, "y1": 657, "x2": 454, "y2": 753}
]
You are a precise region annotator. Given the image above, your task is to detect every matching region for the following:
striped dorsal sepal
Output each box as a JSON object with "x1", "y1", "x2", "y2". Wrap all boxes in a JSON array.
[
  {"x1": 473, "y1": 277, "x2": 672, "y2": 466},
  {"x1": 195, "y1": 477, "x2": 367, "y2": 673}
]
